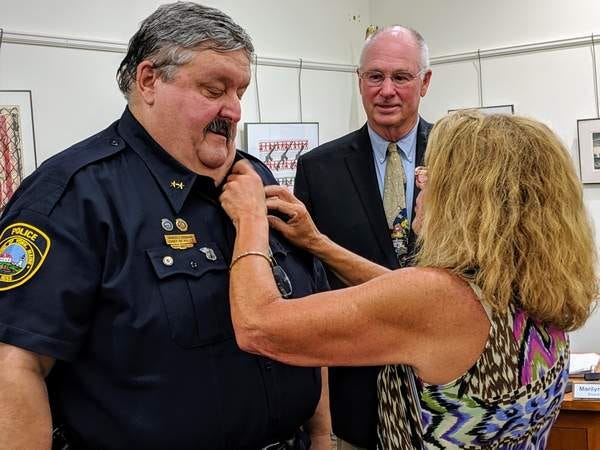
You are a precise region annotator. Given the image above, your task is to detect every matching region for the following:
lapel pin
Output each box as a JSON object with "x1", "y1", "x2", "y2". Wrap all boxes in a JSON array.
[
  {"x1": 161, "y1": 218, "x2": 174, "y2": 232},
  {"x1": 175, "y1": 218, "x2": 188, "y2": 232}
]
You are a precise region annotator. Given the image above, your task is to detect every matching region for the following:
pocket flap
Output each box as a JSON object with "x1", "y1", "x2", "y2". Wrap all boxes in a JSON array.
[
  {"x1": 269, "y1": 237, "x2": 291, "y2": 257},
  {"x1": 146, "y1": 244, "x2": 227, "y2": 280}
]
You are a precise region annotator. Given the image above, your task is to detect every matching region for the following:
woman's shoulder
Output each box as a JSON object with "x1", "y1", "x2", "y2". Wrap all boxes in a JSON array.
[{"x1": 386, "y1": 267, "x2": 480, "y2": 307}]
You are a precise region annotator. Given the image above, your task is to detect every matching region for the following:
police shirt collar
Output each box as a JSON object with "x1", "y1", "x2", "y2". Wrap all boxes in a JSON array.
[{"x1": 117, "y1": 107, "x2": 210, "y2": 213}]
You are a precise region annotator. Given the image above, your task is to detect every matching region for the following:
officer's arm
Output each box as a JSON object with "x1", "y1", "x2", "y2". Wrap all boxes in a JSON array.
[
  {"x1": 304, "y1": 367, "x2": 332, "y2": 450},
  {"x1": 0, "y1": 343, "x2": 55, "y2": 450}
]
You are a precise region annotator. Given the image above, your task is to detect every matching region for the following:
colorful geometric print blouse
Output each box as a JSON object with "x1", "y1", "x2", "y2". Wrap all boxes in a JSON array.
[{"x1": 377, "y1": 285, "x2": 569, "y2": 449}]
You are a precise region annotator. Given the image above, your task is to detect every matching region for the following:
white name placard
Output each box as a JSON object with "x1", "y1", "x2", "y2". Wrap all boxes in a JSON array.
[{"x1": 573, "y1": 383, "x2": 600, "y2": 399}]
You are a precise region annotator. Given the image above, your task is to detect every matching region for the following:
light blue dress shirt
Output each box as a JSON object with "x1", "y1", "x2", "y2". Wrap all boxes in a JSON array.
[{"x1": 368, "y1": 119, "x2": 419, "y2": 223}]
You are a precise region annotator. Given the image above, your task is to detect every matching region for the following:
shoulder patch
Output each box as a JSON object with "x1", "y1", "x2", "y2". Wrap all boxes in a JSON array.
[{"x1": 0, "y1": 223, "x2": 51, "y2": 291}]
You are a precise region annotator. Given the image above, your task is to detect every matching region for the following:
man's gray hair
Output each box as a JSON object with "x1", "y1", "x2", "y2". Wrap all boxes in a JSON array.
[
  {"x1": 116, "y1": 2, "x2": 254, "y2": 99},
  {"x1": 359, "y1": 25, "x2": 429, "y2": 72}
]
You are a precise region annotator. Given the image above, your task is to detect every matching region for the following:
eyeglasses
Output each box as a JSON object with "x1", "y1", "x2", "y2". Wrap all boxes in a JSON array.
[
  {"x1": 358, "y1": 68, "x2": 427, "y2": 87},
  {"x1": 268, "y1": 246, "x2": 293, "y2": 299}
]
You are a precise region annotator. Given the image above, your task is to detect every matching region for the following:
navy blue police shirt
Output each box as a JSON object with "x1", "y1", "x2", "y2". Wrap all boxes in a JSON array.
[{"x1": 0, "y1": 108, "x2": 329, "y2": 450}]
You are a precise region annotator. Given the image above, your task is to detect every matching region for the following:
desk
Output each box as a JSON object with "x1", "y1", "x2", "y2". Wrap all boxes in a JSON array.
[{"x1": 547, "y1": 391, "x2": 600, "y2": 450}]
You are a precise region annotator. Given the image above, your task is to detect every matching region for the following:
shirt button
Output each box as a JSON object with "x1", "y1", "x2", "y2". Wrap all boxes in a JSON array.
[
  {"x1": 109, "y1": 139, "x2": 119, "y2": 147},
  {"x1": 162, "y1": 256, "x2": 174, "y2": 266},
  {"x1": 190, "y1": 260, "x2": 199, "y2": 269},
  {"x1": 265, "y1": 361, "x2": 272, "y2": 371}
]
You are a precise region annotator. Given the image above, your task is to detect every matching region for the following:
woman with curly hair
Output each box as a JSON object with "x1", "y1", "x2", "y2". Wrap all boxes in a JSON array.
[{"x1": 220, "y1": 111, "x2": 597, "y2": 449}]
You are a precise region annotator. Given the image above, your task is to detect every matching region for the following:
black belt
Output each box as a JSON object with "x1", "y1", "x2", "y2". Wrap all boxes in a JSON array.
[{"x1": 53, "y1": 424, "x2": 310, "y2": 450}]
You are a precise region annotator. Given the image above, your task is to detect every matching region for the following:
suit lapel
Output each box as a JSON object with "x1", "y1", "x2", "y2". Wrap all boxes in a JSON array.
[
  {"x1": 344, "y1": 125, "x2": 398, "y2": 268},
  {"x1": 407, "y1": 118, "x2": 433, "y2": 253},
  {"x1": 411, "y1": 118, "x2": 432, "y2": 210}
]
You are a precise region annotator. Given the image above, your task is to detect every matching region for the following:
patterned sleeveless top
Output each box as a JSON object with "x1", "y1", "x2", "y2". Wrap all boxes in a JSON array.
[{"x1": 377, "y1": 285, "x2": 569, "y2": 449}]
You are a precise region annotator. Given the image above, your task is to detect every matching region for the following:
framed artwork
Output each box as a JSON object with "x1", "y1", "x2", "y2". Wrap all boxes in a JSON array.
[
  {"x1": 0, "y1": 90, "x2": 38, "y2": 210},
  {"x1": 448, "y1": 104, "x2": 514, "y2": 115},
  {"x1": 577, "y1": 118, "x2": 600, "y2": 184},
  {"x1": 245, "y1": 122, "x2": 319, "y2": 190}
]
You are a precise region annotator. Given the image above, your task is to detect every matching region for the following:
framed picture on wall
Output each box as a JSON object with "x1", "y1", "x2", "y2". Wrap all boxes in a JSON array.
[
  {"x1": 448, "y1": 104, "x2": 514, "y2": 115},
  {"x1": 245, "y1": 122, "x2": 319, "y2": 190},
  {"x1": 0, "y1": 90, "x2": 38, "y2": 210},
  {"x1": 577, "y1": 118, "x2": 600, "y2": 184}
]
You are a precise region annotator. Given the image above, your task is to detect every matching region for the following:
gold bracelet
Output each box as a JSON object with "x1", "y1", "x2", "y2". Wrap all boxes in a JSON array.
[{"x1": 230, "y1": 251, "x2": 272, "y2": 270}]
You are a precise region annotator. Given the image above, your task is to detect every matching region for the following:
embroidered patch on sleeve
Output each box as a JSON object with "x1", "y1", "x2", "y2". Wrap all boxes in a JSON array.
[{"x1": 0, "y1": 223, "x2": 51, "y2": 291}]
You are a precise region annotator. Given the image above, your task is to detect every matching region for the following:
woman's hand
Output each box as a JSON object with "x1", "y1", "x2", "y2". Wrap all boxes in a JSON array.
[
  {"x1": 412, "y1": 166, "x2": 428, "y2": 235},
  {"x1": 264, "y1": 185, "x2": 324, "y2": 252},
  {"x1": 415, "y1": 166, "x2": 428, "y2": 189},
  {"x1": 220, "y1": 160, "x2": 267, "y2": 229}
]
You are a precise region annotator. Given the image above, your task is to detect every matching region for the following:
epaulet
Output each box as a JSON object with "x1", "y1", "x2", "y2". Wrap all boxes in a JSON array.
[
  {"x1": 2, "y1": 121, "x2": 126, "y2": 217},
  {"x1": 236, "y1": 150, "x2": 278, "y2": 186}
]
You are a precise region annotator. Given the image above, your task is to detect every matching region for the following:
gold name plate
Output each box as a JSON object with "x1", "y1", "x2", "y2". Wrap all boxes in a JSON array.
[{"x1": 164, "y1": 234, "x2": 197, "y2": 250}]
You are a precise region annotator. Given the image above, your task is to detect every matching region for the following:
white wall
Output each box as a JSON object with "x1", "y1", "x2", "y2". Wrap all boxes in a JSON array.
[
  {"x1": 0, "y1": 0, "x2": 370, "y2": 161},
  {"x1": 371, "y1": 0, "x2": 600, "y2": 56},
  {"x1": 371, "y1": 0, "x2": 600, "y2": 352}
]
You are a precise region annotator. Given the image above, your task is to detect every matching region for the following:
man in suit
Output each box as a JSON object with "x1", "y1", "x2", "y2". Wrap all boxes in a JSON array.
[{"x1": 294, "y1": 26, "x2": 433, "y2": 450}]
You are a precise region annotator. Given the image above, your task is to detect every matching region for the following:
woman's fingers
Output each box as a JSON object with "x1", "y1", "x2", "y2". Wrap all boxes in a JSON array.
[
  {"x1": 265, "y1": 185, "x2": 301, "y2": 204},
  {"x1": 415, "y1": 166, "x2": 428, "y2": 189},
  {"x1": 265, "y1": 196, "x2": 299, "y2": 220},
  {"x1": 219, "y1": 161, "x2": 269, "y2": 227},
  {"x1": 231, "y1": 159, "x2": 255, "y2": 175},
  {"x1": 267, "y1": 214, "x2": 287, "y2": 233}
]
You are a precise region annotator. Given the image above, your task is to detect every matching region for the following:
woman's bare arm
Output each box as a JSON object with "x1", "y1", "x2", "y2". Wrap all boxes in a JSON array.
[
  {"x1": 221, "y1": 161, "x2": 489, "y2": 384},
  {"x1": 265, "y1": 185, "x2": 390, "y2": 286}
]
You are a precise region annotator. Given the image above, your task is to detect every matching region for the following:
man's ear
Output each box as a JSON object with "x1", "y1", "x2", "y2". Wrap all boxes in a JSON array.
[
  {"x1": 420, "y1": 69, "x2": 432, "y2": 98},
  {"x1": 357, "y1": 70, "x2": 364, "y2": 96},
  {"x1": 135, "y1": 61, "x2": 159, "y2": 105}
]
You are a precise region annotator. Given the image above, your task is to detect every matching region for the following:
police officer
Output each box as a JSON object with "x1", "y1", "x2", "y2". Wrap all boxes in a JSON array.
[{"x1": 0, "y1": 3, "x2": 329, "y2": 449}]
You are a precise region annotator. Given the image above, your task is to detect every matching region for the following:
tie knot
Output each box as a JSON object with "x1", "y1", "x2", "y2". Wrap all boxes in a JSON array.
[{"x1": 387, "y1": 142, "x2": 397, "y2": 155}]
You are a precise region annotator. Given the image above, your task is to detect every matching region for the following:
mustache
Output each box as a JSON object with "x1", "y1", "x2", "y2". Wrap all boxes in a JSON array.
[{"x1": 206, "y1": 118, "x2": 233, "y2": 140}]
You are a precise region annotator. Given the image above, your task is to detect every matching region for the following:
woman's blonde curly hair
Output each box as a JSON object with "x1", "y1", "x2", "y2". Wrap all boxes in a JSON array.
[{"x1": 416, "y1": 110, "x2": 598, "y2": 331}]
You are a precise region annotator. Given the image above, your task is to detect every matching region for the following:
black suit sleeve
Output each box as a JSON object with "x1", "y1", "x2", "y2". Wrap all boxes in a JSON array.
[{"x1": 293, "y1": 157, "x2": 312, "y2": 212}]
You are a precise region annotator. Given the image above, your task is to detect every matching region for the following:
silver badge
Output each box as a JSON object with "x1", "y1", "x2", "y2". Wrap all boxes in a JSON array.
[
  {"x1": 199, "y1": 247, "x2": 217, "y2": 261},
  {"x1": 161, "y1": 218, "x2": 174, "y2": 232}
]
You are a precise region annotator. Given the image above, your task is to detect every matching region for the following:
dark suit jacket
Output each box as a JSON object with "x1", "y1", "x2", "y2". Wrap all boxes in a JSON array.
[{"x1": 294, "y1": 118, "x2": 432, "y2": 448}]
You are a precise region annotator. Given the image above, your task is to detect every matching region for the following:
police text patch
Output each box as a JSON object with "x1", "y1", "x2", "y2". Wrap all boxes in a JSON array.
[{"x1": 0, "y1": 223, "x2": 51, "y2": 291}]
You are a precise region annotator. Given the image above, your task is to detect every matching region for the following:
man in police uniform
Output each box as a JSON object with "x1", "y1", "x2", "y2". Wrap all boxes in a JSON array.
[{"x1": 0, "y1": 3, "x2": 330, "y2": 449}]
